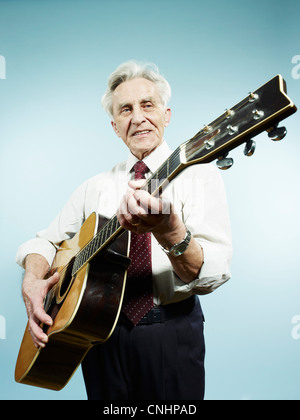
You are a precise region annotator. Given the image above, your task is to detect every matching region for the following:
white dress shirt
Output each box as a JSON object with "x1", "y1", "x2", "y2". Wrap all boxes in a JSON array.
[{"x1": 16, "y1": 141, "x2": 232, "y2": 305}]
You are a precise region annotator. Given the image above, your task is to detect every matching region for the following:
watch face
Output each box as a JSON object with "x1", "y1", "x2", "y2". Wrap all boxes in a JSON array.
[{"x1": 173, "y1": 243, "x2": 187, "y2": 256}]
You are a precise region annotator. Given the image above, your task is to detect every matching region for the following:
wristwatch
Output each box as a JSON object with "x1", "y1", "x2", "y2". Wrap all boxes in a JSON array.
[{"x1": 159, "y1": 228, "x2": 192, "y2": 257}]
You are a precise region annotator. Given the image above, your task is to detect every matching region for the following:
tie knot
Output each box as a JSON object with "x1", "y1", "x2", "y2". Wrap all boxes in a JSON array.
[{"x1": 133, "y1": 161, "x2": 149, "y2": 180}]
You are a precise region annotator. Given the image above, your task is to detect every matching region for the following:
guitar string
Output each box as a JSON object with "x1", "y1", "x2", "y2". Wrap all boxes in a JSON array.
[{"x1": 52, "y1": 94, "x2": 254, "y2": 297}]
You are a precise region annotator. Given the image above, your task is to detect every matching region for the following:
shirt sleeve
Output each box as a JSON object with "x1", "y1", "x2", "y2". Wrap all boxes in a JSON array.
[
  {"x1": 171, "y1": 163, "x2": 232, "y2": 295},
  {"x1": 15, "y1": 180, "x2": 89, "y2": 268}
]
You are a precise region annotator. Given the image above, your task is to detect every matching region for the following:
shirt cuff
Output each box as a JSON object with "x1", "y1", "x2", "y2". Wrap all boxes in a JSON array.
[
  {"x1": 15, "y1": 238, "x2": 57, "y2": 269},
  {"x1": 172, "y1": 240, "x2": 231, "y2": 295}
]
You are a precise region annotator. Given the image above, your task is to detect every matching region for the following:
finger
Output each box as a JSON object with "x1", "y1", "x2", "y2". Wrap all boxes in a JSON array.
[
  {"x1": 117, "y1": 193, "x2": 136, "y2": 224},
  {"x1": 117, "y1": 206, "x2": 138, "y2": 231},
  {"x1": 136, "y1": 190, "x2": 172, "y2": 216},
  {"x1": 33, "y1": 304, "x2": 53, "y2": 326},
  {"x1": 128, "y1": 179, "x2": 145, "y2": 190},
  {"x1": 45, "y1": 272, "x2": 60, "y2": 293},
  {"x1": 127, "y1": 191, "x2": 144, "y2": 216},
  {"x1": 118, "y1": 185, "x2": 137, "y2": 216},
  {"x1": 119, "y1": 192, "x2": 131, "y2": 216},
  {"x1": 134, "y1": 190, "x2": 161, "y2": 214},
  {"x1": 28, "y1": 317, "x2": 48, "y2": 347}
]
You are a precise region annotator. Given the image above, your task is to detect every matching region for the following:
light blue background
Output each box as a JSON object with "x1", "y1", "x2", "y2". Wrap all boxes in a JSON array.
[{"x1": 0, "y1": 0, "x2": 299, "y2": 400}]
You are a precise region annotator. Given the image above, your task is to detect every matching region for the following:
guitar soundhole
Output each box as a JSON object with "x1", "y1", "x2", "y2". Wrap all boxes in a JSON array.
[{"x1": 56, "y1": 257, "x2": 76, "y2": 304}]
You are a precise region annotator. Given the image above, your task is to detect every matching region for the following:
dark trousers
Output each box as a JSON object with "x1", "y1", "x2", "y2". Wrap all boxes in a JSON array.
[{"x1": 81, "y1": 296, "x2": 205, "y2": 400}]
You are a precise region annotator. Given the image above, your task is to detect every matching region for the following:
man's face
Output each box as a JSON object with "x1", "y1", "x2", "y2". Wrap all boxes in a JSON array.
[{"x1": 111, "y1": 78, "x2": 171, "y2": 160}]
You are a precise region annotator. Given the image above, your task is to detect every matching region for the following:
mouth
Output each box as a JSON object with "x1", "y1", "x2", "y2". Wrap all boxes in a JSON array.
[{"x1": 132, "y1": 130, "x2": 151, "y2": 137}]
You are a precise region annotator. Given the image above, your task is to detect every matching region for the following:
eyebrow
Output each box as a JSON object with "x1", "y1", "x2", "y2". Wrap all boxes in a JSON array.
[
  {"x1": 117, "y1": 102, "x2": 131, "y2": 113},
  {"x1": 117, "y1": 96, "x2": 158, "y2": 113},
  {"x1": 141, "y1": 96, "x2": 158, "y2": 105}
]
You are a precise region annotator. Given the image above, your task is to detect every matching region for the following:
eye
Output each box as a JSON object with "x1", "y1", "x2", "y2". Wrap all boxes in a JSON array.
[
  {"x1": 121, "y1": 106, "x2": 131, "y2": 114},
  {"x1": 142, "y1": 102, "x2": 153, "y2": 109}
]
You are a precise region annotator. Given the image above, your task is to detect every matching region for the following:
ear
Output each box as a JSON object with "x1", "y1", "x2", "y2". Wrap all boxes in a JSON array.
[
  {"x1": 164, "y1": 108, "x2": 172, "y2": 127},
  {"x1": 111, "y1": 121, "x2": 121, "y2": 137}
]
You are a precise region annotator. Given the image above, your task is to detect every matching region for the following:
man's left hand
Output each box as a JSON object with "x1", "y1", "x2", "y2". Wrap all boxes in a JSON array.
[{"x1": 117, "y1": 179, "x2": 177, "y2": 235}]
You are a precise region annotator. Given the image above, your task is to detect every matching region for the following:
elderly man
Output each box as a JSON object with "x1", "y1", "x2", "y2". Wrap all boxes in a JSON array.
[{"x1": 16, "y1": 61, "x2": 232, "y2": 400}]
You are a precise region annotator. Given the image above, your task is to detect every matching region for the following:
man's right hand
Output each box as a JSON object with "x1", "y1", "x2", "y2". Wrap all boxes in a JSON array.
[{"x1": 22, "y1": 254, "x2": 60, "y2": 348}]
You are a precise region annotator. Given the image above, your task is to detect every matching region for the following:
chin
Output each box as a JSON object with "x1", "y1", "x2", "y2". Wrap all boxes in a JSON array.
[
  {"x1": 132, "y1": 140, "x2": 150, "y2": 153},
  {"x1": 144, "y1": 138, "x2": 160, "y2": 149}
]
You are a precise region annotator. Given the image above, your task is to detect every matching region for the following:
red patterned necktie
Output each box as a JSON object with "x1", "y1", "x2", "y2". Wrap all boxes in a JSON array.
[{"x1": 122, "y1": 161, "x2": 154, "y2": 325}]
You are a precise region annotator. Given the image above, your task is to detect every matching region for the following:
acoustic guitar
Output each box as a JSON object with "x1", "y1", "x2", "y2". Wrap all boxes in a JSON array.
[{"x1": 15, "y1": 75, "x2": 297, "y2": 390}]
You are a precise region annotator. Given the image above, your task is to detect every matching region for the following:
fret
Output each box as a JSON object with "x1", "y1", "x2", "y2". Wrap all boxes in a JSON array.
[
  {"x1": 167, "y1": 157, "x2": 170, "y2": 178},
  {"x1": 108, "y1": 219, "x2": 114, "y2": 239},
  {"x1": 111, "y1": 216, "x2": 115, "y2": 232},
  {"x1": 82, "y1": 247, "x2": 88, "y2": 264},
  {"x1": 108, "y1": 219, "x2": 112, "y2": 238},
  {"x1": 111, "y1": 217, "x2": 116, "y2": 234},
  {"x1": 101, "y1": 225, "x2": 106, "y2": 244},
  {"x1": 103, "y1": 224, "x2": 109, "y2": 244},
  {"x1": 155, "y1": 170, "x2": 159, "y2": 191},
  {"x1": 143, "y1": 178, "x2": 152, "y2": 195},
  {"x1": 89, "y1": 238, "x2": 96, "y2": 258},
  {"x1": 72, "y1": 259, "x2": 78, "y2": 276},
  {"x1": 114, "y1": 215, "x2": 119, "y2": 233},
  {"x1": 113, "y1": 215, "x2": 120, "y2": 233},
  {"x1": 157, "y1": 163, "x2": 167, "y2": 181},
  {"x1": 78, "y1": 251, "x2": 83, "y2": 269},
  {"x1": 97, "y1": 227, "x2": 104, "y2": 249},
  {"x1": 108, "y1": 220, "x2": 113, "y2": 237},
  {"x1": 72, "y1": 252, "x2": 82, "y2": 276},
  {"x1": 169, "y1": 147, "x2": 181, "y2": 174},
  {"x1": 93, "y1": 230, "x2": 101, "y2": 251},
  {"x1": 83, "y1": 247, "x2": 87, "y2": 265}
]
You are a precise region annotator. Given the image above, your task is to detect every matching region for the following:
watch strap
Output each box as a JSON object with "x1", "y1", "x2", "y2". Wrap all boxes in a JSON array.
[{"x1": 159, "y1": 228, "x2": 192, "y2": 257}]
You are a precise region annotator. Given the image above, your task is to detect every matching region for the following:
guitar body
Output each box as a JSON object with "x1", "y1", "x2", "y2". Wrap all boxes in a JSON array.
[{"x1": 15, "y1": 212, "x2": 130, "y2": 390}]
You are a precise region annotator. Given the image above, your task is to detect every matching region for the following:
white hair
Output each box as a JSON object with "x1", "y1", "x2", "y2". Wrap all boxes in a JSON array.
[{"x1": 102, "y1": 60, "x2": 171, "y2": 120}]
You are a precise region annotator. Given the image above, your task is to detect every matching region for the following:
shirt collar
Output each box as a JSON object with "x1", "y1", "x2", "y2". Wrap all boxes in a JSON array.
[{"x1": 125, "y1": 140, "x2": 173, "y2": 176}]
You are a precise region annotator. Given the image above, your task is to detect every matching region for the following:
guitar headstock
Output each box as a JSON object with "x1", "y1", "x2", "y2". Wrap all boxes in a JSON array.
[{"x1": 182, "y1": 75, "x2": 297, "y2": 169}]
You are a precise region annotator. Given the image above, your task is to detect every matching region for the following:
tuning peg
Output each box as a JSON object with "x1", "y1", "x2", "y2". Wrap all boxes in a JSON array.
[
  {"x1": 216, "y1": 156, "x2": 234, "y2": 170},
  {"x1": 244, "y1": 139, "x2": 256, "y2": 156},
  {"x1": 267, "y1": 125, "x2": 287, "y2": 141}
]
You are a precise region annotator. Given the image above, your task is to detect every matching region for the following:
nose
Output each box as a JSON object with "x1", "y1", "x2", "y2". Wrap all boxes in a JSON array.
[{"x1": 131, "y1": 106, "x2": 146, "y2": 125}]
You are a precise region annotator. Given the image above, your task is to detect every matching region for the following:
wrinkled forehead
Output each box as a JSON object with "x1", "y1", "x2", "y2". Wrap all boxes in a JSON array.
[{"x1": 112, "y1": 78, "x2": 162, "y2": 110}]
